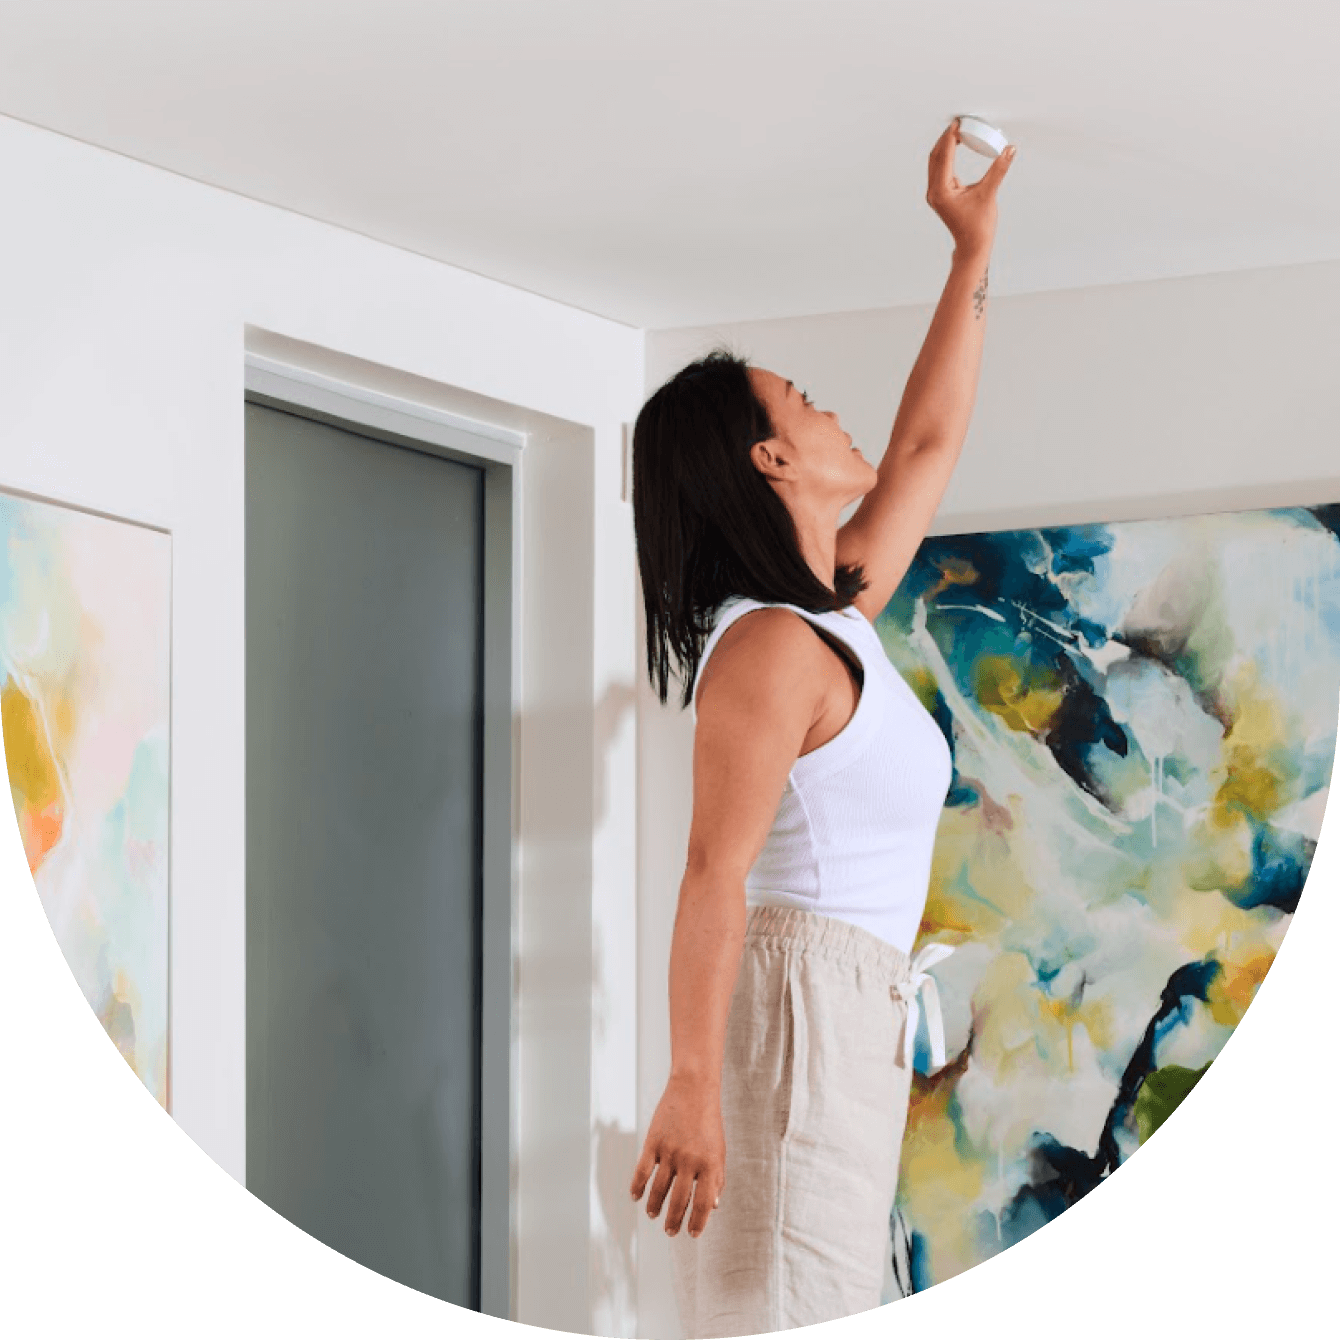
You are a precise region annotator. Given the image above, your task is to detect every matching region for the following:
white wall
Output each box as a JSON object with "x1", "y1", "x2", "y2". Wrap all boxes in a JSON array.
[
  {"x1": 635, "y1": 257, "x2": 1340, "y2": 1338},
  {"x1": 0, "y1": 114, "x2": 644, "y2": 1337}
]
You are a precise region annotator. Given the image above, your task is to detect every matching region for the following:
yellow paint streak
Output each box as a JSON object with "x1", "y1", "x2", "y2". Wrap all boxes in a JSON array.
[
  {"x1": 1222, "y1": 661, "x2": 1289, "y2": 752},
  {"x1": 920, "y1": 810, "x2": 1034, "y2": 938},
  {"x1": 1206, "y1": 948, "x2": 1275, "y2": 1028},
  {"x1": 1034, "y1": 1002, "x2": 1077, "y2": 1072},
  {"x1": 1216, "y1": 759, "x2": 1283, "y2": 822},
  {"x1": 1038, "y1": 987, "x2": 1115, "y2": 1068},
  {"x1": 1038, "y1": 994, "x2": 1076, "y2": 1071},
  {"x1": 1210, "y1": 662, "x2": 1298, "y2": 824},
  {"x1": 917, "y1": 898, "x2": 978, "y2": 940},
  {"x1": 49, "y1": 686, "x2": 79, "y2": 759},
  {"x1": 900, "y1": 1069, "x2": 984, "y2": 1271},
  {"x1": 974, "y1": 657, "x2": 1065, "y2": 737},
  {"x1": 1165, "y1": 875, "x2": 1277, "y2": 961},
  {"x1": 973, "y1": 954, "x2": 1041, "y2": 1080},
  {"x1": 1185, "y1": 808, "x2": 1255, "y2": 891},
  {"x1": 1, "y1": 680, "x2": 65, "y2": 873},
  {"x1": 903, "y1": 664, "x2": 943, "y2": 716}
]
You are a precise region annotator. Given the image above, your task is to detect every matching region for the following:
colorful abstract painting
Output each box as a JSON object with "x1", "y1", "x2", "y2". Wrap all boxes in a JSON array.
[
  {"x1": 0, "y1": 488, "x2": 171, "y2": 1108},
  {"x1": 875, "y1": 502, "x2": 1340, "y2": 1298}
]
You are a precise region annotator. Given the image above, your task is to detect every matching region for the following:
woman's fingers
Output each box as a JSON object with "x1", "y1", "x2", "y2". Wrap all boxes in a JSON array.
[
  {"x1": 629, "y1": 1137, "x2": 657, "y2": 1201},
  {"x1": 684, "y1": 1176, "x2": 722, "y2": 1239},
  {"x1": 983, "y1": 144, "x2": 1016, "y2": 190},
  {"x1": 645, "y1": 1158, "x2": 678, "y2": 1219},
  {"x1": 663, "y1": 1167, "x2": 719, "y2": 1238},
  {"x1": 662, "y1": 1177, "x2": 695, "y2": 1236},
  {"x1": 634, "y1": 1153, "x2": 723, "y2": 1238},
  {"x1": 632, "y1": 1147, "x2": 677, "y2": 1216},
  {"x1": 931, "y1": 117, "x2": 1017, "y2": 202},
  {"x1": 629, "y1": 1091, "x2": 727, "y2": 1235},
  {"x1": 928, "y1": 119, "x2": 958, "y2": 195},
  {"x1": 946, "y1": 131, "x2": 1015, "y2": 201},
  {"x1": 650, "y1": 1164, "x2": 687, "y2": 1227}
]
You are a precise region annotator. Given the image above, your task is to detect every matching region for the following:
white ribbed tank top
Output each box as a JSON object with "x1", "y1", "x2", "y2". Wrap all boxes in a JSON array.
[{"x1": 691, "y1": 595, "x2": 953, "y2": 955}]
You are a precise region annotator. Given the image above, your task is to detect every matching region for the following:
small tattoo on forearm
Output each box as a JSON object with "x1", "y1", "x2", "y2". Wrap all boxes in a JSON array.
[{"x1": 973, "y1": 268, "x2": 989, "y2": 319}]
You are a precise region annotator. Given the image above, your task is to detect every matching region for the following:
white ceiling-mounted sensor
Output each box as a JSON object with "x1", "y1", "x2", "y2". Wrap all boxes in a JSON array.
[{"x1": 956, "y1": 115, "x2": 1009, "y2": 159}]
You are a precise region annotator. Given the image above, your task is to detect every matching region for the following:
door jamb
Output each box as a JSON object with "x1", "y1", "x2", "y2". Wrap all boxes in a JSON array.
[{"x1": 243, "y1": 352, "x2": 520, "y2": 1321}]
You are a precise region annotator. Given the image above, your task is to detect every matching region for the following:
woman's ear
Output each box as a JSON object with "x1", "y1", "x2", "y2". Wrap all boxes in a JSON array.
[{"x1": 750, "y1": 437, "x2": 786, "y2": 482}]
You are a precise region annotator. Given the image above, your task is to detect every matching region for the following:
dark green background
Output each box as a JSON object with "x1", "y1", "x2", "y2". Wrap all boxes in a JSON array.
[{"x1": 0, "y1": 755, "x2": 1334, "y2": 1340}]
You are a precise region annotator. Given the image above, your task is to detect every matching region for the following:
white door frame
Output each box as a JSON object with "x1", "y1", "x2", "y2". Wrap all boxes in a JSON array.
[{"x1": 243, "y1": 352, "x2": 521, "y2": 1321}]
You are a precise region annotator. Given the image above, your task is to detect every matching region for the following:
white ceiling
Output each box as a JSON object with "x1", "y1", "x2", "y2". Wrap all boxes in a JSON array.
[{"x1": 2, "y1": 0, "x2": 1337, "y2": 330}]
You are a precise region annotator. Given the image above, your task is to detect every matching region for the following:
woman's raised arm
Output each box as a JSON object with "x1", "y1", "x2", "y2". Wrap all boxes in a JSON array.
[{"x1": 839, "y1": 120, "x2": 1016, "y2": 620}]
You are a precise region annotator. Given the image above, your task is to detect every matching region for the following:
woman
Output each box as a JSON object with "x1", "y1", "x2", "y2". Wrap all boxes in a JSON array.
[{"x1": 628, "y1": 118, "x2": 1016, "y2": 1337}]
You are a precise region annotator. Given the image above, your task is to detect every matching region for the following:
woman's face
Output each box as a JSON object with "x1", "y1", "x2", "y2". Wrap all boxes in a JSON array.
[{"x1": 746, "y1": 367, "x2": 877, "y2": 508}]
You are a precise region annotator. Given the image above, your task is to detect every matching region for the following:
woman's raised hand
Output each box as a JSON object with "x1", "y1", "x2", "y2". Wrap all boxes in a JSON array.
[
  {"x1": 629, "y1": 1072, "x2": 726, "y2": 1240},
  {"x1": 926, "y1": 117, "x2": 1016, "y2": 257}
]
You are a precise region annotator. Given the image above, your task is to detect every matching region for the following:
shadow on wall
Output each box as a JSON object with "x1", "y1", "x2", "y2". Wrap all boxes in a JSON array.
[
  {"x1": 520, "y1": 680, "x2": 637, "y2": 843},
  {"x1": 590, "y1": 675, "x2": 639, "y2": 1333},
  {"x1": 592, "y1": 1118, "x2": 641, "y2": 1333},
  {"x1": 594, "y1": 681, "x2": 639, "y2": 829}
]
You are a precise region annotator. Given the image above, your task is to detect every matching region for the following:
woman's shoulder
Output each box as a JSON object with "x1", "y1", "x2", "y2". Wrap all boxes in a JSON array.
[
  {"x1": 717, "y1": 600, "x2": 818, "y2": 641},
  {"x1": 709, "y1": 596, "x2": 823, "y2": 645},
  {"x1": 708, "y1": 595, "x2": 866, "y2": 645},
  {"x1": 693, "y1": 600, "x2": 831, "y2": 715}
]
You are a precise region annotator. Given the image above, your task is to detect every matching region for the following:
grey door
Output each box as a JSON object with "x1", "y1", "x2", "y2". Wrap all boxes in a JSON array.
[{"x1": 245, "y1": 400, "x2": 483, "y2": 1310}]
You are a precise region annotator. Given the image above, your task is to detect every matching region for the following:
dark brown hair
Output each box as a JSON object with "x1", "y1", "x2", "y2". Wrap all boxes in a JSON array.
[{"x1": 632, "y1": 347, "x2": 868, "y2": 709}]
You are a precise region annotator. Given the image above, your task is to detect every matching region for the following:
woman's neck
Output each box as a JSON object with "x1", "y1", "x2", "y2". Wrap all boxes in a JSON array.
[{"x1": 790, "y1": 503, "x2": 841, "y2": 593}]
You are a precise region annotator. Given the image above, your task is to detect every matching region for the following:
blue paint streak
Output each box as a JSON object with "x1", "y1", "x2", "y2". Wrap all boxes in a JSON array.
[
  {"x1": 890, "y1": 526, "x2": 1131, "y2": 809},
  {"x1": 908, "y1": 1229, "x2": 934, "y2": 1295},
  {"x1": 1307, "y1": 503, "x2": 1340, "y2": 544},
  {"x1": 1232, "y1": 822, "x2": 1314, "y2": 913}
]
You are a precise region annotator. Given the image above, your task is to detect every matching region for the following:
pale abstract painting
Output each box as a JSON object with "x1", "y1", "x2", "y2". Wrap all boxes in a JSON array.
[
  {"x1": 877, "y1": 503, "x2": 1339, "y2": 1297},
  {"x1": 1, "y1": 488, "x2": 171, "y2": 1109}
]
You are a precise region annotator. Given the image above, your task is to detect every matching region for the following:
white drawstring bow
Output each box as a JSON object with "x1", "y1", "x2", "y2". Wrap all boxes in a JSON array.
[{"x1": 892, "y1": 943, "x2": 956, "y2": 1072}]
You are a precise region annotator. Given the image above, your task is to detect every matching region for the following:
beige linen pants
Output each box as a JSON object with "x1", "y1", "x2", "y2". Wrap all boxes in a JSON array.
[{"x1": 669, "y1": 906, "x2": 924, "y2": 1339}]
